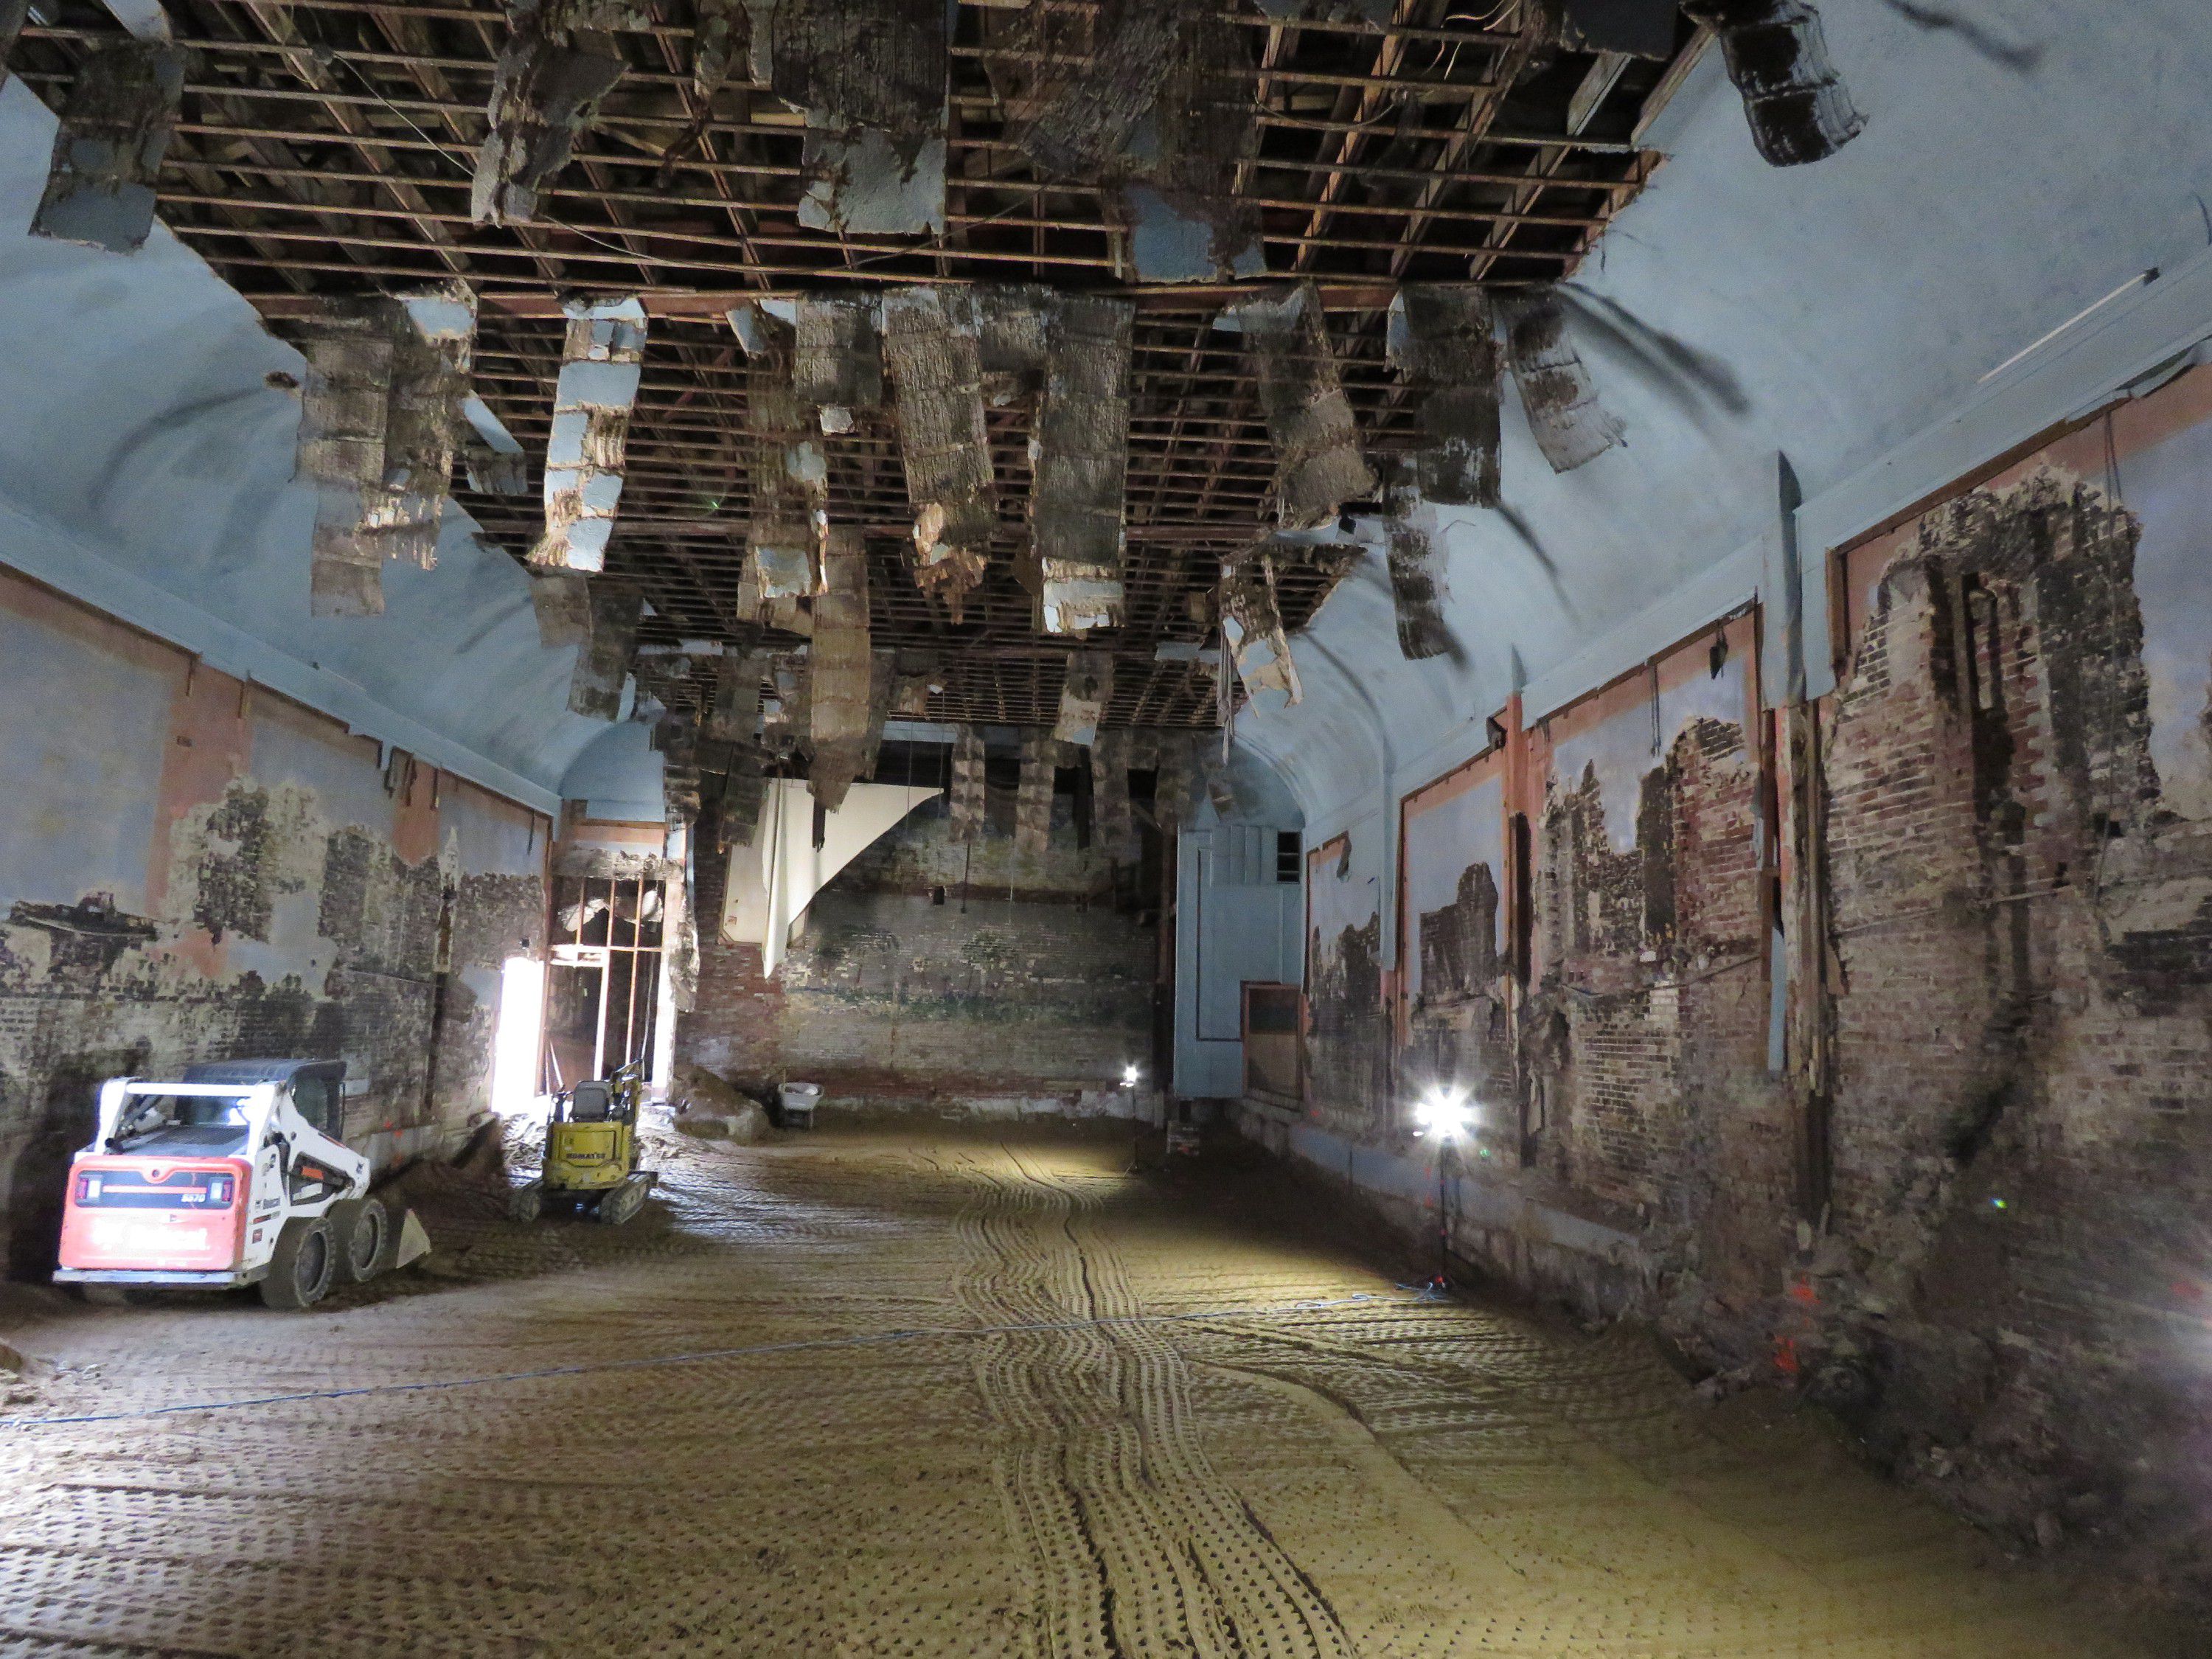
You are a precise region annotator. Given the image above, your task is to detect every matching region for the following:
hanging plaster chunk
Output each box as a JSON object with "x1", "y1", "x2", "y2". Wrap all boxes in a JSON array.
[
  {"x1": 745, "y1": 320, "x2": 824, "y2": 602},
  {"x1": 891, "y1": 652, "x2": 939, "y2": 717},
  {"x1": 975, "y1": 285, "x2": 1054, "y2": 407},
  {"x1": 667, "y1": 880, "x2": 700, "y2": 1011},
  {"x1": 1015, "y1": 732, "x2": 1057, "y2": 855},
  {"x1": 1140, "y1": 2, "x2": 1262, "y2": 282},
  {"x1": 700, "y1": 650, "x2": 771, "y2": 847},
  {"x1": 534, "y1": 296, "x2": 647, "y2": 573},
  {"x1": 1091, "y1": 731, "x2": 1137, "y2": 861},
  {"x1": 762, "y1": 592, "x2": 814, "y2": 637},
  {"x1": 1388, "y1": 285, "x2": 1500, "y2": 508},
  {"x1": 30, "y1": 39, "x2": 187, "y2": 254},
  {"x1": 809, "y1": 528, "x2": 874, "y2": 810},
  {"x1": 799, "y1": 124, "x2": 946, "y2": 237},
  {"x1": 473, "y1": 0, "x2": 630, "y2": 226},
  {"x1": 1, "y1": 1, "x2": 32, "y2": 93},
  {"x1": 705, "y1": 648, "x2": 768, "y2": 745},
  {"x1": 1004, "y1": 0, "x2": 1258, "y2": 281},
  {"x1": 748, "y1": 0, "x2": 947, "y2": 235},
  {"x1": 1504, "y1": 288, "x2": 1624, "y2": 474},
  {"x1": 1053, "y1": 652, "x2": 1115, "y2": 748},
  {"x1": 290, "y1": 287, "x2": 475, "y2": 616},
  {"x1": 1010, "y1": 0, "x2": 1178, "y2": 181},
  {"x1": 462, "y1": 400, "x2": 529, "y2": 495},
  {"x1": 691, "y1": 0, "x2": 745, "y2": 99},
  {"x1": 762, "y1": 650, "x2": 811, "y2": 753},
  {"x1": 293, "y1": 306, "x2": 396, "y2": 618},
  {"x1": 1680, "y1": 0, "x2": 1864, "y2": 167},
  {"x1": 1220, "y1": 552, "x2": 1304, "y2": 704},
  {"x1": 860, "y1": 648, "x2": 897, "y2": 774},
  {"x1": 881, "y1": 287, "x2": 995, "y2": 619},
  {"x1": 1228, "y1": 285, "x2": 1376, "y2": 530},
  {"x1": 568, "y1": 582, "x2": 641, "y2": 720},
  {"x1": 720, "y1": 757, "x2": 768, "y2": 846},
  {"x1": 531, "y1": 570, "x2": 593, "y2": 648},
  {"x1": 462, "y1": 392, "x2": 530, "y2": 495},
  {"x1": 793, "y1": 294, "x2": 883, "y2": 432},
  {"x1": 1380, "y1": 473, "x2": 1453, "y2": 662},
  {"x1": 950, "y1": 723, "x2": 988, "y2": 843},
  {"x1": 366, "y1": 283, "x2": 477, "y2": 571},
  {"x1": 661, "y1": 748, "x2": 703, "y2": 833},
  {"x1": 1035, "y1": 296, "x2": 1134, "y2": 636},
  {"x1": 466, "y1": 441, "x2": 529, "y2": 497}
]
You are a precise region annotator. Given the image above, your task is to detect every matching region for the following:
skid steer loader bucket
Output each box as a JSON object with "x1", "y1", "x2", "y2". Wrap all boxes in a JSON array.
[{"x1": 392, "y1": 1208, "x2": 433, "y2": 1270}]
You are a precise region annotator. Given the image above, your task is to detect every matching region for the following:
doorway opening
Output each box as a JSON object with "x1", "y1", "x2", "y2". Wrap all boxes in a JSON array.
[{"x1": 547, "y1": 874, "x2": 667, "y2": 1091}]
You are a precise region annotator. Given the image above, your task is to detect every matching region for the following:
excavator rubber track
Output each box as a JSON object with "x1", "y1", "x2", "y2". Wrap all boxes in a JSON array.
[{"x1": 594, "y1": 1171, "x2": 655, "y2": 1225}]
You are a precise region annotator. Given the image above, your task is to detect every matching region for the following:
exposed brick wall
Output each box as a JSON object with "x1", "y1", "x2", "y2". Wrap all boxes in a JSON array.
[
  {"x1": 678, "y1": 791, "x2": 1158, "y2": 1104},
  {"x1": 1670, "y1": 714, "x2": 1790, "y2": 1301},
  {"x1": 1300, "y1": 465, "x2": 2212, "y2": 1595},
  {"x1": 1793, "y1": 473, "x2": 2212, "y2": 1584},
  {"x1": 1528, "y1": 712, "x2": 1774, "y2": 1238},
  {"x1": 0, "y1": 571, "x2": 549, "y2": 1276}
]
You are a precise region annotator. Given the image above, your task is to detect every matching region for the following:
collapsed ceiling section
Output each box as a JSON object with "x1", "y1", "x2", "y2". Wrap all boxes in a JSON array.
[{"x1": 4, "y1": 0, "x2": 1865, "y2": 748}]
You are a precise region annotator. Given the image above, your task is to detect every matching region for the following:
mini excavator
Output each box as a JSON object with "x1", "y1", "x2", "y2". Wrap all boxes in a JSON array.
[{"x1": 508, "y1": 1060, "x2": 656, "y2": 1225}]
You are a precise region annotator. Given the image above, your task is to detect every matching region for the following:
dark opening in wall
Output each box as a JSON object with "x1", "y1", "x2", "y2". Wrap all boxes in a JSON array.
[
  {"x1": 1057, "y1": 764, "x2": 1093, "y2": 849},
  {"x1": 1276, "y1": 830, "x2": 1301, "y2": 883},
  {"x1": 1509, "y1": 813, "x2": 1534, "y2": 985}
]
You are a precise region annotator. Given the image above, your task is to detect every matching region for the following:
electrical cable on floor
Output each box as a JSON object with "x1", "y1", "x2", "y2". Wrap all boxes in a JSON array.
[{"x1": 0, "y1": 1293, "x2": 1399, "y2": 1433}]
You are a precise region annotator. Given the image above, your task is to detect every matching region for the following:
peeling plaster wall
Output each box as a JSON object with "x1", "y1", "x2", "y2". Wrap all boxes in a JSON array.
[
  {"x1": 1229, "y1": 375, "x2": 2212, "y2": 1599},
  {"x1": 0, "y1": 568, "x2": 550, "y2": 1277},
  {"x1": 679, "y1": 773, "x2": 1157, "y2": 1110}
]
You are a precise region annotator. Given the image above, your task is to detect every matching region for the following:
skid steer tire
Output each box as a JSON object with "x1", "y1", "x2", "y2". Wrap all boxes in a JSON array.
[
  {"x1": 328, "y1": 1197, "x2": 389, "y2": 1285},
  {"x1": 261, "y1": 1217, "x2": 335, "y2": 1310},
  {"x1": 507, "y1": 1181, "x2": 543, "y2": 1224}
]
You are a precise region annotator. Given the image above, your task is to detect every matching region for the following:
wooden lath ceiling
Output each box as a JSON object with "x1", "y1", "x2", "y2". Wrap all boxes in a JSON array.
[{"x1": 13, "y1": 0, "x2": 1700, "y2": 730}]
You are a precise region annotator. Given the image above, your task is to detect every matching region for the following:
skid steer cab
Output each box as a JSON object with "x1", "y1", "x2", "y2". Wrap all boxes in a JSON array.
[
  {"x1": 53, "y1": 1059, "x2": 422, "y2": 1310},
  {"x1": 509, "y1": 1060, "x2": 656, "y2": 1225}
]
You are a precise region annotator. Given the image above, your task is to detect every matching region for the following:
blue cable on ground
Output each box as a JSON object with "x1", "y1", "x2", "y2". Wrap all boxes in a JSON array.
[{"x1": 0, "y1": 1292, "x2": 1399, "y2": 1433}]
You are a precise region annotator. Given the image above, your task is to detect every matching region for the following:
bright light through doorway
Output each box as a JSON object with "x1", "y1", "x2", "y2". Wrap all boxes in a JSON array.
[{"x1": 492, "y1": 955, "x2": 546, "y2": 1116}]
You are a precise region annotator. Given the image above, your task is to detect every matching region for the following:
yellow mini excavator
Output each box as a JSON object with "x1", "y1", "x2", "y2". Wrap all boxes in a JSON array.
[{"x1": 509, "y1": 1060, "x2": 656, "y2": 1225}]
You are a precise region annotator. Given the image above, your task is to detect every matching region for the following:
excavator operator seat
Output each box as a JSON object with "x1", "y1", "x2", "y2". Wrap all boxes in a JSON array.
[{"x1": 569, "y1": 1081, "x2": 613, "y2": 1122}]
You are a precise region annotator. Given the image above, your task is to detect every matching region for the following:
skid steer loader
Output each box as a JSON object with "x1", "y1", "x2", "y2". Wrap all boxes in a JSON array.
[
  {"x1": 508, "y1": 1060, "x2": 656, "y2": 1225},
  {"x1": 53, "y1": 1059, "x2": 429, "y2": 1310}
]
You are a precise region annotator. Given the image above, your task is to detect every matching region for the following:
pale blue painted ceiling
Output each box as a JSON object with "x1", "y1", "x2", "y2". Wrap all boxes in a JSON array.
[{"x1": 1, "y1": 0, "x2": 2205, "y2": 821}]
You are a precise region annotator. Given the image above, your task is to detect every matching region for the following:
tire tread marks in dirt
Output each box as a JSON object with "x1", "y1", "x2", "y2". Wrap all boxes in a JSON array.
[{"x1": 954, "y1": 1147, "x2": 1351, "y2": 1659}]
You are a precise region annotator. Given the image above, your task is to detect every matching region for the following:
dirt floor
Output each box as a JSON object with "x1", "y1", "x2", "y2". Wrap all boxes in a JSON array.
[{"x1": 0, "y1": 1120, "x2": 2191, "y2": 1658}]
